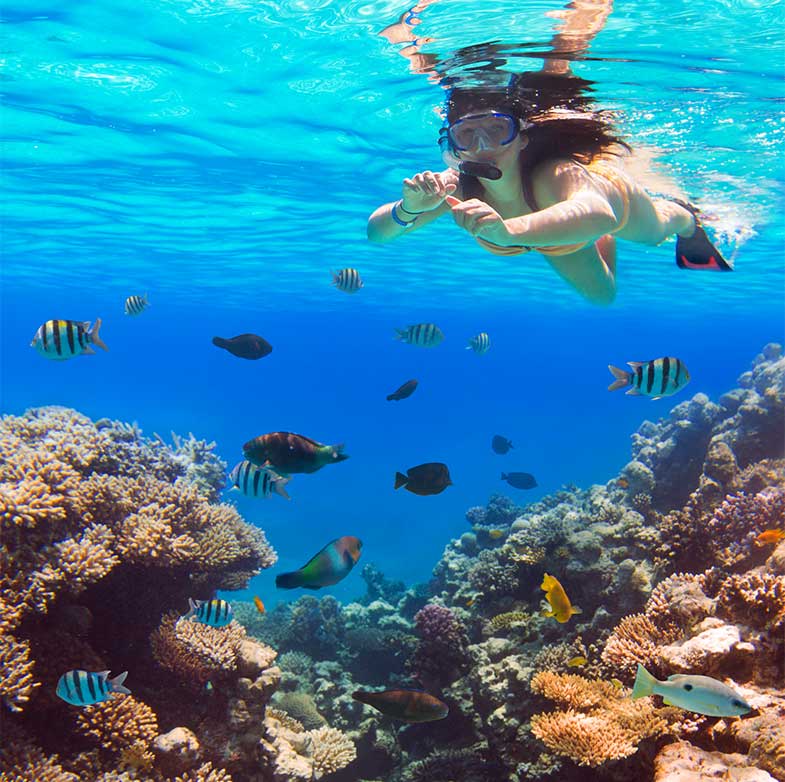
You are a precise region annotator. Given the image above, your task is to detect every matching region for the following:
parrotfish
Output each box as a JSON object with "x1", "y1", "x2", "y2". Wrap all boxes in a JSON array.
[
  {"x1": 352, "y1": 688, "x2": 449, "y2": 722},
  {"x1": 56, "y1": 669, "x2": 130, "y2": 707},
  {"x1": 541, "y1": 573, "x2": 582, "y2": 623},
  {"x1": 395, "y1": 323, "x2": 444, "y2": 348},
  {"x1": 243, "y1": 431, "x2": 348, "y2": 475},
  {"x1": 212, "y1": 333, "x2": 273, "y2": 360},
  {"x1": 466, "y1": 332, "x2": 491, "y2": 354},
  {"x1": 502, "y1": 471, "x2": 537, "y2": 490},
  {"x1": 229, "y1": 460, "x2": 291, "y2": 500},
  {"x1": 331, "y1": 268, "x2": 363, "y2": 293},
  {"x1": 31, "y1": 319, "x2": 108, "y2": 360},
  {"x1": 124, "y1": 293, "x2": 149, "y2": 316},
  {"x1": 395, "y1": 462, "x2": 453, "y2": 496},
  {"x1": 492, "y1": 435, "x2": 513, "y2": 454},
  {"x1": 632, "y1": 664, "x2": 751, "y2": 717},
  {"x1": 275, "y1": 536, "x2": 362, "y2": 590},
  {"x1": 387, "y1": 379, "x2": 419, "y2": 401},
  {"x1": 608, "y1": 357, "x2": 690, "y2": 399},
  {"x1": 182, "y1": 598, "x2": 233, "y2": 628}
]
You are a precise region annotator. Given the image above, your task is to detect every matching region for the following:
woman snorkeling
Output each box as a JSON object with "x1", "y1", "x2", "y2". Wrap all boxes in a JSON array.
[{"x1": 368, "y1": 4, "x2": 732, "y2": 305}]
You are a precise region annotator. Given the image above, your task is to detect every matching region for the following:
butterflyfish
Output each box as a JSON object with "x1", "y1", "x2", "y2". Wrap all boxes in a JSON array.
[
  {"x1": 275, "y1": 536, "x2": 362, "y2": 590},
  {"x1": 541, "y1": 573, "x2": 582, "y2": 624}
]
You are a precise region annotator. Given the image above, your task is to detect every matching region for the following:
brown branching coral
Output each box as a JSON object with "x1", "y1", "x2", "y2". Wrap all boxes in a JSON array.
[
  {"x1": 529, "y1": 672, "x2": 676, "y2": 767},
  {"x1": 151, "y1": 612, "x2": 247, "y2": 685},
  {"x1": 601, "y1": 614, "x2": 681, "y2": 679},
  {"x1": 172, "y1": 762, "x2": 233, "y2": 782},
  {"x1": 0, "y1": 722, "x2": 79, "y2": 781},
  {"x1": 0, "y1": 633, "x2": 39, "y2": 713},
  {"x1": 75, "y1": 695, "x2": 159, "y2": 755},
  {"x1": 717, "y1": 572, "x2": 785, "y2": 631},
  {"x1": 305, "y1": 726, "x2": 357, "y2": 778}
]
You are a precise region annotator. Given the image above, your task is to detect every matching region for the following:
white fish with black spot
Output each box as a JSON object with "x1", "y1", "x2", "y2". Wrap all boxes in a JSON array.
[
  {"x1": 331, "y1": 268, "x2": 363, "y2": 293},
  {"x1": 124, "y1": 293, "x2": 149, "y2": 316},
  {"x1": 229, "y1": 460, "x2": 291, "y2": 500},
  {"x1": 395, "y1": 323, "x2": 444, "y2": 348},
  {"x1": 467, "y1": 332, "x2": 491, "y2": 355}
]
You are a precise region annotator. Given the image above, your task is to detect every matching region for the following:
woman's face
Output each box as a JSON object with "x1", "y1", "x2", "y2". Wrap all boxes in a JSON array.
[{"x1": 448, "y1": 111, "x2": 526, "y2": 169}]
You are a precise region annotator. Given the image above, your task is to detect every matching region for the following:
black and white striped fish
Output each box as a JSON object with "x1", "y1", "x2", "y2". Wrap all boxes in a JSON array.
[
  {"x1": 608, "y1": 357, "x2": 690, "y2": 399},
  {"x1": 56, "y1": 669, "x2": 130, "y2": 707},
  {"x1": 31, "y1": 319, "x2": 109, "y2": 360},
  {"x1": 395, "y1": 323, "x2": 444, "y2": 348},
  {"x1": 181, "y1": 598, "x2": 233, "y2": 628},
  {"x1": 467, "y1": 332, "x2": 491, "y2": 355},
  {"x1": 332, "y1": 268, "x2": 363, "y2": 293},
  {"x1": 124, "y1": 293, "x2": 149, "y2": 316},
  {"x1": 229, "y1": 461, "x2": 291, "y2": 500}
]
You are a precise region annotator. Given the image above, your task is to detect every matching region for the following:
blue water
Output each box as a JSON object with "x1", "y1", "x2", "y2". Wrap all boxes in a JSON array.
[{"x1": 2, "y1": 0, "x2": 784, "y2": 608}]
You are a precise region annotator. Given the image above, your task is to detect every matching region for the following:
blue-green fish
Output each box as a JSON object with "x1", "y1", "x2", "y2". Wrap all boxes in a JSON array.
[
  {"x1": 466, "y1": 332, "x2": 490, "y2": 355},
  {"x1": 608, "y1": 357, "x2": 690, "y2": 399},
  {"x1": 182, "y1": 598, "x2": 233, "y2": 628},
  {"x1": 31, "y1": 318, "x2": 108, "y2": 360},
  {"x1": 56, "y1": 669, "x2": 130, "y2": 707},
  {"x1": 395, "y1": 323, "x2": 444, "y2": 348},
  {"x1": 631, "y1": 664, "x2": 751, "y2": 717},
  {"x1": 276, "y1": 536, "x2": 362, "y2": 590}
]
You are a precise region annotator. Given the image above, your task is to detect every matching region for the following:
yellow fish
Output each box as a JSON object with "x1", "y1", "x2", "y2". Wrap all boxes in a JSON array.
[
  {"x1": 611, "y1": 678, "x2": 624, "y2": 690},
  {"x1": 567, "y1": 656, "x2": 587, "y2": 667},
  {"x1": 755, "y1": 529, "x2": 785, "y2": 546},
  {"x1": 253, "y1": 596, "x2": 266, "y2": 614},
  {"x1": 465, "y1": 598, "x2": 476, "y2": 607},
  {"x1": 488, "y1": 529, "x2": 505, "y2": 540},
  {"x1": 541, "y1": 573, "x2": 582, "y2": 624},
  {"x1": 617, "y1": 477, "x2": 629, "y2": 489}
]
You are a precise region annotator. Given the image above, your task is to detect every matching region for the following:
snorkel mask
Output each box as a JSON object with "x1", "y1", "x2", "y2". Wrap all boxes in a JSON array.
[{"x1": 439, "y1": 110, "x2": 529, "y2": 180}]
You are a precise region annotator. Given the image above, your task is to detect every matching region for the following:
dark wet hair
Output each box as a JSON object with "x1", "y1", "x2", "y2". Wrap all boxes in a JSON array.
[{"x1": 445, "y1": 72, "x2": 630, "y2": 166}]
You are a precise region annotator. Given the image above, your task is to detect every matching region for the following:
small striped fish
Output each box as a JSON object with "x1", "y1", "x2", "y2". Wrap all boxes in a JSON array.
[
  {"x1": 124, "y1": 293, "x2": 149, "y2": 316},
  {"x1": 332, "y1": 268, "x2": 363, "y2": 293},
  {"x1": 608, "y1": 357, "x2": 690, "y2": 400},
  {"x1": 31, "y1": 319, "x2": 109, "y2": 360},
  {"x1": 182, "y1": 598, "x2": 233, "y2": 628},
  {"x1": 467, "y1": 332, "x2": 491, "y2": 355},
  {"x1": 229, "y1": 461, "x2": 291, "y2": 500},
  {"x1": 56, "y1": 669, "x2": 130, "y2": 707},
  {"x1": 395, "y1": 323, "x2": 444, "y2": 348}
]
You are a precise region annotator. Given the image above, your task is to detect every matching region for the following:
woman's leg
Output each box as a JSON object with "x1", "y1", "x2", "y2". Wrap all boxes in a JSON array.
[
  {"x1": 615, "y1": 182, "x2": 695, "y2": 245},
  {"x1": 544, "y1": 238, "x2": 617, "y2": 305}
]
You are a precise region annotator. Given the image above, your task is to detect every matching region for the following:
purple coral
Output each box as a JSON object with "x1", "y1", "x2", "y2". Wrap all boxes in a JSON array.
[{"x1": 410, "y1": 604, "x2": 469, "y2": 688}]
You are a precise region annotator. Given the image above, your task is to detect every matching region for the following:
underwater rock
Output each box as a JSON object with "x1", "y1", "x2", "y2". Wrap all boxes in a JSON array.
[
  {"x1": 153, "y1": 727, "x2": 201, "y2": 777},
  {"x1": 657, "y1": 619, "x2": 746, "y2": 674},
  {"x1": 654, "y1": 741, "x2": 777, "y2": 781}
]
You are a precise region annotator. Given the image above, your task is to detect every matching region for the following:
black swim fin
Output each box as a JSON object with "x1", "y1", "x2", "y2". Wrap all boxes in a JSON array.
[{"x1": 673, "y1": 199, "x2": 733, "y2": 271}]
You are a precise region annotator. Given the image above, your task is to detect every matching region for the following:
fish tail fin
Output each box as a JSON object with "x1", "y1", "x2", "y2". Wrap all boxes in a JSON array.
[
  {"x1": 394, "y1": 472, "x2": 408, "y2": 490},
  {"x1": 182, "y1": 598, "x2": 198, "y2": 621},
  {"x1": 275, "y1": 477, "x2": 292, "y2": 500},
  {"x1": 275, "y1": 570, "x2": 304, "y2": 589},
  {"x1": 631, "y1": 664, "x2": 656, "y2": 700},
  {"x1": 607, "y1": 365, "x2": 630, "y2": 392},
  {"x1": 571, "y1": 605, "x2": 583, "y2": 616},
  {"x1": 501, "y1": 473, "x2": 507, "y2": 480},
  {"x1": 109, "y1": 671, "x2": 131, "y2": 695},
  {"x1": 386, "y1": 393, "x2": 396, "y2": 401},
  {"x1": 330, "y1": 270, "x2": 338, "y2": 285},
  {"x1": 90, "y1": 318, "x2": 109, "y2": 352},
  {"x1": 212, "y1": 336, "x2": 227, "y2": 348},
  {"x1": 540, "y1": 609, "x2": 555, "y2": 618},
  {"x1": 394, "y1": 328, "x2": 407, "y2": 341}
]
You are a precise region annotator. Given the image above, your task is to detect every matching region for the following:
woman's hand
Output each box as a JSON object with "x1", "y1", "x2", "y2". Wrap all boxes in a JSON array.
[
  {"x1": 445, "y1": 195, "x2": 511, "y2": 245},
  {"x1": 402, "y1": 171, "x2": 457, "y2": 213}
]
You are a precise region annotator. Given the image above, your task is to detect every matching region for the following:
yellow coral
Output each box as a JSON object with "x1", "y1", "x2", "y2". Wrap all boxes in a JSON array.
[
  {"x1": 151, "y1": 611, "x2": 246, "y2": 684},
  {"x1": 531, "y1": 671, "x2": 619, "y2": 709},
  {"x1": 601, "y1": 613, "x2": 680, "y2": 678},
  {"x1": 267, "y1": 706, "x2": 305, "y2": 733},
  {"x1": 75, "y1": 695, "x2": 158, "y2": 755},
  {"x1": 172, "y1": 761, "x2": 233, "y2": 782},
  {"x1": 0, "y1": 633, "x2": 40, "y2": 713},
  {"x1": 305, "y1": 726, "x2": 357, "y2": 778}
]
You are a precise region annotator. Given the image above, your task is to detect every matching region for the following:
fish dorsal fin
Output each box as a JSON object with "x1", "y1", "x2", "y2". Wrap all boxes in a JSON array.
[
  {"x1": 627, "y1": 361, "x2": 646, "y2": 369},
  {"x1": 97, "y1": 670, "x2": 111, "y2": 680},
  {"x1": 295, "y1": 433, "x2": 324, "y2": 447}
]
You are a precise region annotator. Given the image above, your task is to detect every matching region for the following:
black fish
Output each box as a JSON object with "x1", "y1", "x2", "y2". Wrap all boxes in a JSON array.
[
  {"x1": 502, "y1": 472, "x2": 537, "y2": 490},
  {"x1": 387, "y1": 379, "x2": 418, "y2": 401},
  {"x1": 212, "y1": 333, "x2": 272, "y2": 360},
  {"x1": 395, "y1": 463, "x2": 452, "y2": 496},
  {"x1": 352, "y1": 688, "x2": 448, "y2": 722},
  {"x1": 492, "y1": 435, "x2": 513, "y2": 454}
]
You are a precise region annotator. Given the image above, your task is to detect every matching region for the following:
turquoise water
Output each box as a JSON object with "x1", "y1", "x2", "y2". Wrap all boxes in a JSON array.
[{"x1": 2, "y1": 0, "x2": 784, "y2": 606}]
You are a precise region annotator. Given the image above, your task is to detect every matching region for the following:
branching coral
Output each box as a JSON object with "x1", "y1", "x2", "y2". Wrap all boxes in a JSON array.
[
  {"x1": 172, "y1": 761, "x2": 233, "y2": 782},
  {"x1": 0, "y1": 633, "x2": 39, "y2": 713},
  {"x1": 75, "y1": 695, "x2": 158, "y2": 756},
  {"x1": 151, "y1": 611, "x2": 247, "y2": 685},
  {"x1": 716, "y1": 572, "x2": 785, "y2": 631},
  {"x1": 304, "y1": 726, "x2": 357, "y2": 778},
  {"x1": 601, "y1": 613, "x2": 681, "y2": 679}
]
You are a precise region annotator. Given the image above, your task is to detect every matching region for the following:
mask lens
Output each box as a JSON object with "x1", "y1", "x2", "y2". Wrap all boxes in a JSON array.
[{"x1": 448, "y1": 113, "x2": 517, "y2": 151}]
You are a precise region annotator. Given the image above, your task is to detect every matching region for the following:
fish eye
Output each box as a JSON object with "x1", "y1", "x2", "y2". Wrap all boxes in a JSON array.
[
  {"x1": 732, "y1": 699, "x2": 746, "y2": 708},
  {"x1": 683, "y1": 684, "x2": 693, "y2": 691}
]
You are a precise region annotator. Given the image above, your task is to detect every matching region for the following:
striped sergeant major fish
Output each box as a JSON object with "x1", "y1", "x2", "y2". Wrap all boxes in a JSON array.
[
  {"x1": 124, "y1": 293, "x2": 149, "y2": 316},
  {"x1": 395, "y1": 323, "x2": 444, "y2": 348},
  {"x1": 56, "y1": 669, "x2": 130, "y2": 707},
  {"x1": 182, "y1": 598, "x2": 233, "y2": 628},
  {"x1": 331, "y1": 268, "x2": 363, "y2": 293},
  {"x1": 467, "y1": 332, "x2": 491, "y2": 355},
  {"x1": 31, "y1": 319, "x2": 108, "y2": 360},
  {"x1": 229, "y1": 460, "x2": 291, "y2": 500},
  {"x1": 608, "y1": 357, "x2": 690, "y2": 400}
]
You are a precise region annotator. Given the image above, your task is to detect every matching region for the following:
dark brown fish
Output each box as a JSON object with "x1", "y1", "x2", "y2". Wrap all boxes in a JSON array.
[
  {"x1": 212, "y1": 333, "x2": 272, "y2": 360},
  {"x1": 394, "y1": 462, "x2": 452, "y2": 496},
  {"x1": 243, "y1": 431, "x2": 348, "y2": 474},
  {"x1": 387, "y1": 379, "x2": 418, "y2": 401},
  {"x1": 501, "y1": 472, "x2": 537, "y2": 490},
  {"x1": 352, "y1": 689, "x2": 449, "y2": 722},
  {"x1": 491, "y1": 435, "x2": 513, "y2": 454}
]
